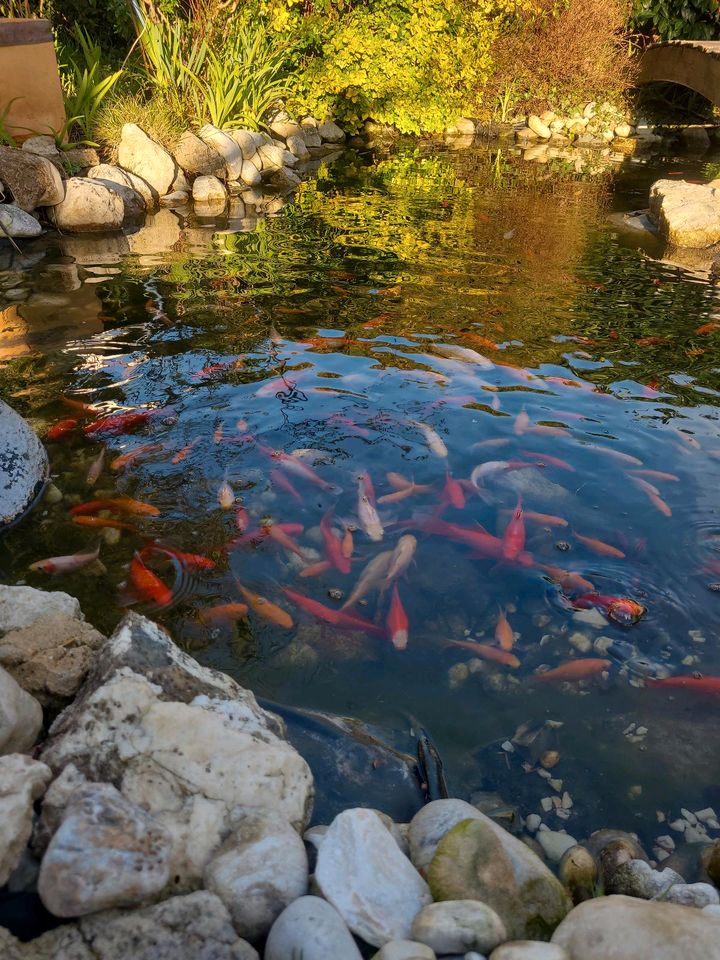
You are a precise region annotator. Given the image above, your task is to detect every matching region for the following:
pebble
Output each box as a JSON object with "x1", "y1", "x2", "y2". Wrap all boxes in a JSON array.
[
  {"x1": 44, "y1": 483, "x2": 63, "y2": 504},
  {"x1": 373, "y1": 941, "x2": 436, "y2": 959},
  {"x1": 526, "y1": 814, "x2": 542, "y2": 833},
  {"x1": 665, "y1": 882, "x2": 719, "y2": 908},
  {"x1": 490, "y1": 943, "x2": 569, "y2": 960},
  {"x1": 412, "y1": 901, "x2": 507, "y2": 955},
  {"x1": 568, "y1": 632, "x2": 592, "y2": 654},
  {"x1": 537, "y1": 831, "x2": 578, "y2": 863},
  {"x1": 695, "y1": 808, "x2": 716, "y2": 824},
  {"x1": 265, "y1": 896, "x2": 362, "y2": 960}
]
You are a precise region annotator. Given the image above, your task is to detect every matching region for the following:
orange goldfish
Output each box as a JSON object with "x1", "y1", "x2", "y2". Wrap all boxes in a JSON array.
[
  {"x1": 630, "y1": 469, "x2": 679, "y2": 482},
  {"x1": 443, "y1": 468, "x2": 465, "y2": 509},
  {"x1": 495, "y1": 609, "x2": 514, "y2": 651},
  {"x1": 573, "y1": 531, "x2": 625, "y2": 559},
  {"x1": 217, "y1": 479, "x2": 234, "y2": 510},
  {"x1": 110, "y1": 443, "x2": 163, "y2": 470},
  {"x1": 539, "y1": 564, "x2": 595, "y2": 595},
  {"x1": 172, "y1": 439, "x2": 199, "y2": 464},
  {"x1": 129, "y1": 552, "x2": 173, "y2": 607},
  {"x1": 267, "y1": 523, "x2": 308, "y2": 561},
  {"x1": 502, "y1": 499, "x2": 525, "y2": 560},
  {"x1": 236, "y1": 582, "x2": 294, "y2": 629},
  {"x1": 386, "y1": 583, "x2": 409, "y2": 650},
  {"x1": 299, "y1": 559, "x2": 333, "y2": 578},
  {"x1": 72, "y1": 516, "x2": 134, "y2": 531},
  {"x1": 522, "y1": 510, "x2": 568, "y2": 528},
  {"x1": 342, "y1": 526, "x2": 354, "y2": 560},
  {"x1": 531, "y1": 658, "x2": 611, "y2": 683},
  {"x1": 198, "y1": 603, "x2": 248, "y2": 625},
  {"x1": 321, "y1": 509, "x2": 350, "y2": 573},
  {"x1": 281, "y1": 587, "x2": 384, "y2": 635},
  {"x1": 446, "y1": 640, "x2": 520, "y2": 668}
]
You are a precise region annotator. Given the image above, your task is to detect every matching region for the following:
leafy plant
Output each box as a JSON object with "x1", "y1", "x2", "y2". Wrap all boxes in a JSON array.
[
  {"x1": 58, "y1": 25, "x2": 123, "y2": 143},
  {"x1": 0, "y1": 100, "x2": 20, "y2": 147},
  {"x1": 496, "y1": 81, "x2": 518, "y2": 123},
  {"x1": 631, "y1": 0, "x2": 720, "y2": 40}
]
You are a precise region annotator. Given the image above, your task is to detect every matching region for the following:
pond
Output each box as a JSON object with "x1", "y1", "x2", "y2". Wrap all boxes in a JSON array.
[{"x1": 2, "y1": 139, "x2": 720, "y2": 847}]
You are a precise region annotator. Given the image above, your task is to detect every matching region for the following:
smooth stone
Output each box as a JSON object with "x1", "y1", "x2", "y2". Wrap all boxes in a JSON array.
[
  {"x1": 63, "y1": 146, "x2": 100, "y2": 169},
  {"x1": 257, "y1": 142, "x2": 286, "y2": 172},
  {"x1": 0, "y1": 146, "x2": 64, "y2": 210},
  {"x1": 48, "y1": 178, "x2": 124, "y2": 233},
  {"x1": 0, "y1": 754, "x2": 51, "y2": 885},
  {"x1": 537, "y1": 831, "x2": 578, "y2": 863},
  {"x1": 240, "y1": 158, "x2": 261, "y2": 186},
  {"x1": 649, "y1": 179, "x2": 720, "y2": 248},
  {"x1": 0, "y1": 665, "x2": 43, "y2": 755},
  {"x1": 491, "y1": 942, "x2": 568, "y2": 960},
  {"x1": 204, "y1": 810, "x2": 308, "y2": 940},
  {"x1": 159, "y1": 190, "x2": 190, "y2": 207},
  {"x1": 0, "y1": 613, "x2": 104, "y2": 706},
  {"x1": 605, "y1": 858, "x2": 683, "y2": 898},
  {"x1": 318, "y1": 119, "x2": 345, "y2": 142},
  {"x1": 286, "y1": 134, "x2": 310, "y2": 160},
  {"x1": 38, "y1": 782, "x2": 173, "y2": 916},
  {"x1": 528, "y1": 116, "x2": 551, "y2": 139},
  {"x1": 665, "y1": 883, "x2": 719, "y2": 908},
  {"x1": 373, "y1": 940, "x2": 437, "y2": 960},
  {"x1": 270, "y1": 166, "x2": 302, "y2": 192},
  {"x1": 614, "y1": 123, "x2": 633, "y2": 139},
  {"x1": 446, "y1": 118, "x2": 475, "y2": 137},
  {"x1": 558, "y1": 846, "x2": 598, "y2": 904},
  {"x1": 228, "y1": 129, "x2": 260, "y2": 160},
  {"x1": 265, "y1": 895, "x2": 363, "y2": 960},
  {"x1": 412, "y1": 901, "x2": 506, "y2": 954},
  {"x1": 21, "y1": 135, "x2": 59, "y2": 158},
  {"x1": 0, "y1": 205, "x2": 42, "y2": 238},
  {"x1": 315, "y1": 808, "x2": 432, "y2": 946},
  {"x1": 173, "y1": 131, "x2": 225, "y2": 177},
  {"x1": 0, "y1": 585, "x2": 79, "y2": 633},
  {"x1": 0, "y1": 402, "x2": 48, "y2": 532},
  {"x1": 117, "y1": 123, "x2": 177, "y2": 196},
  {"x1": 586, "y1": 830, "x2": 647, "y2": 862},
  {"x1": 428, "y1": 816, "x2": 571, "y2": 940},
  {"x1": 300, "y1": 117, "x2": 322, "y2": 148},
  {"x1": 87, "y1": 163, "x2": 156, "y2": 207},
  {"x1": 269, "y1": 119, "x2": 303, "y2": 141},
  {"x1": 198, "y1": 125, "x2": 244, "y2": 180},
  {"x1": 551, "y1": 894, "x2": 720, "y2": 959},
  {"x1": 90, "y1": 178, "x2": 145, "y2": 220},
  {"x1": 192, "y1": 175, "x2": 227, "y2": 205},
  {"x1": 409, "y1": 799, "x2": 483, "y2": 873}
]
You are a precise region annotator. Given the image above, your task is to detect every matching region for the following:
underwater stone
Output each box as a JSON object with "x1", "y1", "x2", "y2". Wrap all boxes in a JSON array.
[
  {"x1": 265, "y1": 896, "x2": 362, "y2": 960},
  {"x1": 411, "y1": 900, "x2": 507, "y2": 954}
]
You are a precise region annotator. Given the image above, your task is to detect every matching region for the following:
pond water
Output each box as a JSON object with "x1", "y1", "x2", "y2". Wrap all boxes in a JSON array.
[{"x1": 2, "y1": 140, "x2": 720, "y2": 844}]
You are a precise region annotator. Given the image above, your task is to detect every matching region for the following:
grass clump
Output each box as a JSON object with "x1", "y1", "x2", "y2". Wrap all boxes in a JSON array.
[{"x1": 93, "y1": 91, "x2": 187, "y2": 161}]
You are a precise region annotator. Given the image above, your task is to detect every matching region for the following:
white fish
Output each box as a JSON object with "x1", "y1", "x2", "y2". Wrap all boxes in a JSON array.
[
  {"x1": 470, "y1": 461, "x2": 510, "y2": 487},
  {"x1": 86, "y1": 447, "x2": 105, "y2": 486},
  {"x1": 383, "y1": 534, "x2": 417, "y2": 583},
  {"x1": 29, "y1": 543, "x2": 100, "y2": 575},
  {"x1": 358, "y1": 474, "x2": 383, "y2": 541},
  {"x1": 342, "y1": 550, "x2": 394, "y2": 609},
  {"x1": 432, "y1": 343, "x2": 494, "y2": 370},
  {"x1": 218, "y1": 478, "x2": 235, "y2": 509},
  {"x1": 411, "y1": 420, "x2": 448, "y2": 458}
]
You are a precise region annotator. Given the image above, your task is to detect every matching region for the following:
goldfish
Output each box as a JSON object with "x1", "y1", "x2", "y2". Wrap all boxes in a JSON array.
[
  {"x1": 432, "y1": 343, "x2": 494, "y2": 369},
  {"x1": 538, "y1": 564, "x2": 595, "y2": 595},
  {"x1": 514, "y1": 410, "x2": 530, "y2": 435},
  {"x1": 213, "y1": 423, "x2": 224, "y2": 443},
  {"x1": 267, "y1": 523, "x2": 308, "y2": 561},
  {"x1": 522, "y1": 510, "x2": 568, "y2": 528},
  {"x1": 236, "y1": 582, "x2": 294, "y2": 629},
  {"x1": 630, "y1": 469, "x2": 679, "y2": 482},
  {"x1": 531, "y1": 658, "x2": 611, "y2": 683},
  {"x1": 217, "y1": 479, "x2": 235, "y2": 510},
  {"x1": 386, "y1": 471, "x2": 432, "y2": 492},
  {"x1": 320, "y1": 510, "x2": 350, "y2": 573},
  {"x1": 384, "y1": 534, "x2": 417, "y2": 583},
  {"x1": 299, "y1": 559, "x2": 333, "y2": 578},
  {"x1": 358, "y1": 473, "x2": 383, "y2": 541},
  {"x1": 29, "y1": 543, "x2": 101, "y2": 575},
  {"x1": 84, "y1": 410, "x2": 156, "y2": 436},
  {"x1": 443, "y1": 468, "x2": 465, "y2": 509},
  {"x1": 519, "y1": 450, "x2": 575, "y2": 472},
  {"x1": 584, "y1": 444, "x2": 642, "y2": 467},
  {"x1": 145, "y1": 544, "x2": 215, "y2": 571},
  {"x1": 472, "y1": 438, "x2": 512, "y2": 449},
  {"x1": 281, "y1": 587, "x2": 384, "y2": 635},
  {"x1": 573, "y1": 531, "x2": 625, "y2": 559},
  {"x1": 70, "y1": 497, "x2": 159, "y2": 518},
  {"x1": 110, "y1": 443, "x2": 163, "y2": 470},
  {"x1": 342, "y1": 550, "x2": 394, "y2": 609},
  {"x1": 328, "y1": 414, "x2": 371, "y2": 438},
  {"x1": 269, "y1": 468, "x2": 302, "y2": 502},
  {"x1": 61, "y1": 396, "x2": 100, "y2": 416},
  {"x1": 572, "y1": 593, "x2": 647, "y2": 625},
  {"x1": 129, "y1": 552, "x2": 173, "y2": 607},
  {"x1": 85, "y1": 448, "x2": 105, "y2": 486},
  {"x1": 342, "y1": 526, "x2": 354, "y2": 560},
  {"x1": 648, "y1": 492, "x2": 672, "y2": 517},
  {"x1": 386, "y1": 584, "x2": 409, "y2": 650},
  {"x1": 46, "y1": 418, "x2": 79, "y2": 440},
  {"x1": 235, "y1": 506, "x2": 249, "y2": 532},
  {"x1": 411, "y1": 516, "x2": 533, "y2": 566},
  {"x1": 696, "y1": 322, "x2": 720, "y2": 335},
  {"x1": 264, "y1": 447, "x2": 339, "y2": 493},
  {"x1": 198, "y1": 603, "x2": 249, "y2": 625},
  {"x1": 502, "y1": 498, "x2": 525, "y2": 560},
  {"x1": 495, "y1": 608, "x2": 514, "y2": 651},
  {"x1": 645, "y1": 675, "x2": 720, "y2": 696},
  {"x1": 470, "y1": 460, "x2": 536, "y2": 487},
  {"x1": 378, "y1": 484, "x2": 428, "y2": 504},
  {"x1": 446, "y1": 640, "x2": 520, "y2": 668},
  {"x1": 72, "y1": 516, "x2": 135, "y2": 531},
  {"x1": 172, "y1": 438, "x2": 199, "y2": 464},
  {"x1": 411, "y1": 420, "x2": 448, "y2": 458}
]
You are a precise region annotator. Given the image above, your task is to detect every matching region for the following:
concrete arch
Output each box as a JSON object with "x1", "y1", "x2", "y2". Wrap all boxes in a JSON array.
[{"x1": 638, "y1": 41, "x2": 720, "y2": 105}]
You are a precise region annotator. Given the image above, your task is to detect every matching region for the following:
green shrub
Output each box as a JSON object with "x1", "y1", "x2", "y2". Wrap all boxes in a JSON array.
[
  {"x1": 58, "y1": 26, "x2": 124, "y2": 144},
  {"x1": 631, "y1": 0, "x2": 720, "y2": 40}
]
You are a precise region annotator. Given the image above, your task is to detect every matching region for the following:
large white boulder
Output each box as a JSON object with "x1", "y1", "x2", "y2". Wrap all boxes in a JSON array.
[
  {"x1": 0, "y1": 665, "x2": 43, "y2": 755},
  {"x1": 192, "y1": 175, "x2": 227, "y2": 207},
  {"x1": 649, "y1": 179, "x2": 720, "y2": 247},
  {"x1": 551, "y1": 894, "x2": 720, "y2": 959},
  {"x1": 0, "y1": 585, "x2": 80, "y2": 632},
  {"x1": 117, "y1": 123, "x2": 177, "y2": 197},
  {"x1": 0, "y1": 753, "x2": 51, "y2": 885},
  {"x1": 87, "y1": 163, "x2": 156, "y2": 207},
  {"x1": 0, "y1": 204, "x2": 41, "y2": 238},
  {"x1": 48, "y1": 178, "x2": 125, "y2": 233},
  {"x1": 315, "y1": 808, "x2": 432, "y2": 947},
  {"x1": 265, "y1": 896, "x2": 363, "y2": 960},
  {"x1": 198, "y1": 125, "x2": 244, "y2": 180},
  {"x1": 228, "y1": 129, "x2": 260, "y2": 160},
  {"x1": 173, "y1": 131, "x2": 225, "y2": 177}
]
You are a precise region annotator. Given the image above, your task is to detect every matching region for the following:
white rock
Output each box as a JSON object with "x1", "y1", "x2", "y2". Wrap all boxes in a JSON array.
[
  {"x1": 204, "y1": 810, "x2": 308, "y2": 939},
  {"x1": 40, "y1": 668, "x2": 313, "y2": 888},
  {"x1": 614, "y1": 123, "x2": 633, "y2": 139},
  {"x1": 21, "y1": 135, "x2": 59, "y2": 158},
  {"x1": 228, "y1": 128, "x2": 262, "y2": 159},
  {"x1": 318, "y1": 119, "x2": 345, "y2": 142},
  {"x1": 239, "y1": 158, "x2": 262, "y2": 187},
  {"x1": 257, "y1": 142, "x2": 286, "y2": 172},
  {"x1": 117, "y1": 123, "x2": 177, "y2": 196},
  {"x1": 266, "y1": 895, "x2": 363, "y2": 960},
  {"x1": 87, "y1": 163, "x2": 156, "y2": 207},
  {"x1": 0, "y1": 204, "x2": 41, "y2": 238},
  {"x1": 526, "y1": 815, "x2": 542, "y2": 833},
  {"x1": 192, "y1": 175, "x2": 227, "y2": 206},
  {"x1": 446, "y1": 118, "x2": 475, "y2": 137},
  {"x1": 198, "y1": 125, "x2": 244, "y2": 180},
  {"x1": 173, "y1": 131, "x2": 225, "y2": 177},
  {"x1": 160, "y1": 190, "x2": 190, "y2": 207},
  {"x1": 552, "y1": 894, "x2": 720, "y2": 959},
  {"x1": 491, "y1": 942, "x2": 568, "y2": 960},
  {"x1": 316, "y1": 808, "x2": 432, "y2": 946},
  {"x1": 270, "y1": 119, "x2": 303, "y2": 141},
  {"x1": 91, "y1": 178, "x2": 145, "y2": 219},
  {"x1": 0, "y1": 585, "x2": 80, "y2": 632},
  {"x1": 286, "y1": 134, "x2": 310, "y2": 160},
  {"x1": 649, "y1": 179, "x2": 720, "y2": 248},
  {"x1": 412, "y1": 901, "x2": 506, "y2": 954},
  {"x1": 537, "y1": 831, "x2": 578, "y2": 863},
  {"x1": 666, "y1": 883, "x2": 719, "y2": 908},
  {"x1": 409, "y1": 799, "x2": 483, "y2": 873},
  {"x1": 0, "y1": 754, "x2": 51, "y2": 885},
  {"x1": 38, "y1": 782, "x2": 173, "y2": 916},
  {"x1": 373, "y1": 940, "x2": 436, "y2": 960},
  {"x1": 0, "y1": 666, "x2": 43, "y2": 755},
  {"x1": 528, "y1": 116, "x2": 551, "y2": 139},
  {"x1": 607, "y1": 858, "x2": 683, "y2": 899},
  {"x1": 48, "y1": 178, "x2": 125, "y2": 233}
]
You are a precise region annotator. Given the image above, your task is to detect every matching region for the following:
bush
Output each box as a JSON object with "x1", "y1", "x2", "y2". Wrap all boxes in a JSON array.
[{"x1": 630, "y1": 0, "x2": 720, "y2": 41}]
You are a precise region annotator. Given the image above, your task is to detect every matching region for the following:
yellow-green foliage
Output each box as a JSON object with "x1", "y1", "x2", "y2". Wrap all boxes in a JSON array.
[{"x1": 256, "y1": 0, "x2": 539, "y2": 134}]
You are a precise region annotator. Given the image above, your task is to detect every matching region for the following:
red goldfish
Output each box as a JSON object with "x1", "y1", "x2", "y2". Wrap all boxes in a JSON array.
[
  {"x1": 129, "y1": 552, "x2": 173, "y2": 607},
  {"x1": 144, "y1": 544, "x2": 215, "y2": 571},
  {"x1": 29, "y1": 543, "x2": 100, "y2": 575},
  {"x1": 531, "y1": 658, "x2": 611, "y2": 683},
  {"x1": 72, "y1": 516, "x2": 134, "y2": 531},
  {"x1": 46, "y1": 418, "x2": 78, "y2": 440},
  {"x1": 270, "y1": 468, "x2": 302, "y2": 502},
  {"x1": 263, "y1": 447, "x2": 338, "y2": 493},
  {"x1": 386, "y1": 584, "x2": 409, "y2": 650},
  {"x1": 84, "y1": 410, "x2": 157, "y2": 436},
  {"x1": 646, "y1": 675, "x2": 720, "y2": 696},
  {"x1": 630, "y1": 469, "x2": 679, "y2": 482},
  {"x1": 572, "y1": 594, "x2": 646, "y2": 625},
  {"x1": 502, "y1": 498, "x2": 525, "y2": 560},
  {"x1": 443, "y1": 468, "x2": 465, "y2": 509},
  {"x1": 539, "y1": 564, "x2": 595, "y2": 595},
  {"x1": 281, "y1": 587, "x2": 384, "y2": 635},
  {"x1": 299, "y1": 560, "x2": 333, "y2": 578},
  {"x1": 519, "y1": 450, "x2": 575, "y2": 472},
  {"x1": 70, "y1": 497, "x2": 159, "y2": 517},
  {"x1": 110, "y1": 443, "x2": 163, "y2": 470},
  {"x1": 172, "y1": 439, "x2": 199, "y2": 464},
  {"x1": 320, "y1": 510, "x2": 350, "y2": 573},
  {"x1": 267, "y1": 523, "x2": 308, "y2": 561}
]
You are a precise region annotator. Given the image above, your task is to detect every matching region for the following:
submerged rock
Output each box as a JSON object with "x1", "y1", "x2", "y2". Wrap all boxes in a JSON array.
[
  {"x1": 649, "y1": 179, "x2": 720, "y2": 248},
  {"x1": 551, "y1": 894, "x2": 720, "y2": 959},
  {"x1": 315, "y1": 808, "x2": 432, "y2": 946},
  {"x1": 204, "y1": 810, "x2": 308, "y2": 940},
  {"x1": 428, "y1": 815, "x2": 571, "y2": 940},
  {"x1": 0, "y1": 401, "x2": 48, "y2": 533},
  {"x1": 38, "y1": 783, "x2": 172, "y2": 917},
  {"x1": 0, "y1": 754, "x2": 51, "y2": 886},
  {"x1": 605, "y1": 858, "x2": 683, "y2": 899},
  {"x1": 411, "y1": 900, "x2": 507, "y2": 954},
  {"x1": 266, "y1": 896, "x2": 362, "y2": 960}
]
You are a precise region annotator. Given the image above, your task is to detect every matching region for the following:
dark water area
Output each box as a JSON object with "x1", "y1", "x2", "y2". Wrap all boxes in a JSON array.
[{"x1": 3, "y1": 140, "x2": 720, "y2": 846}]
